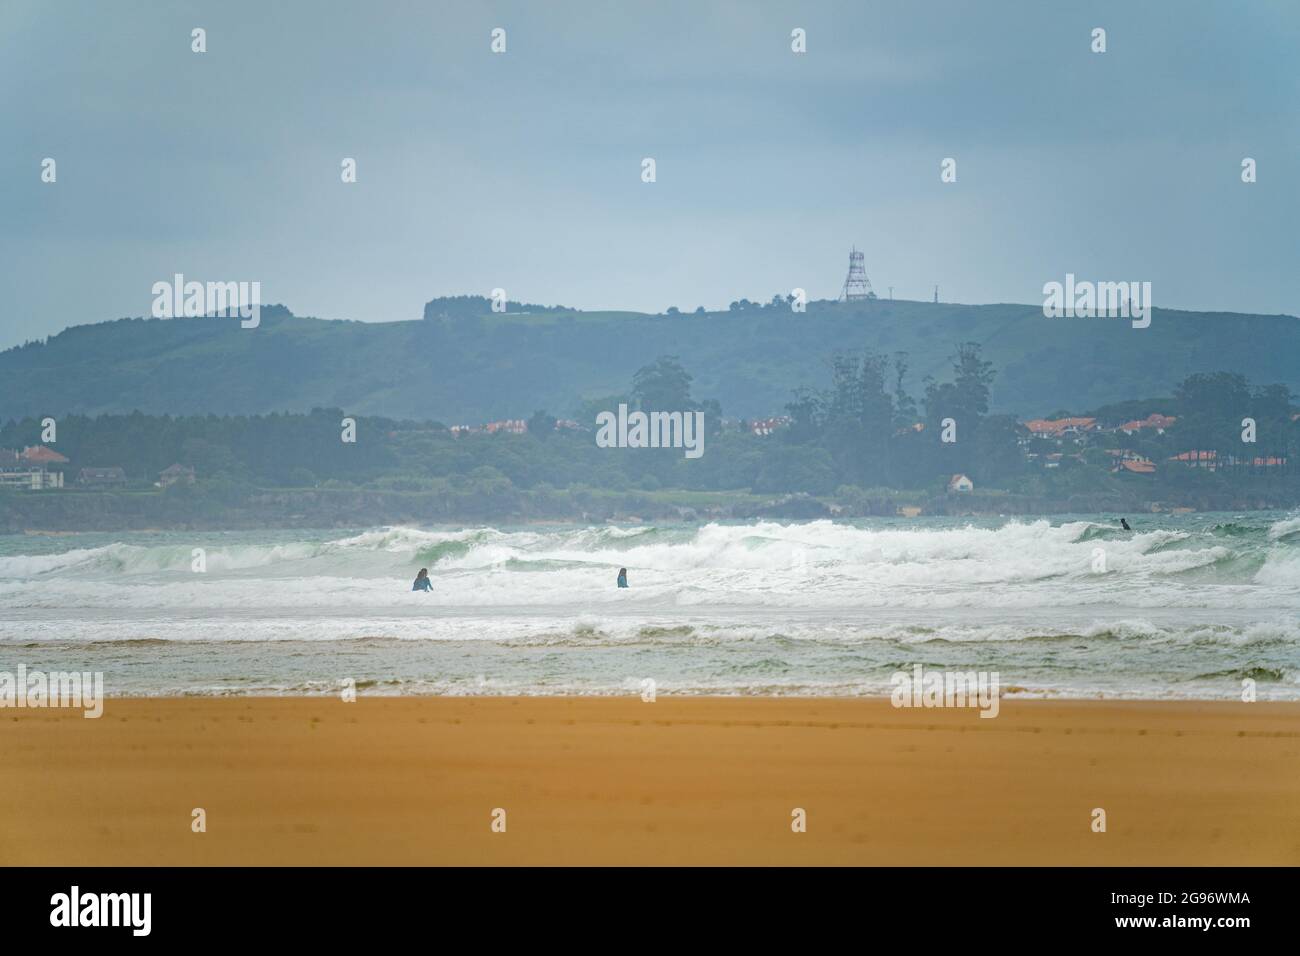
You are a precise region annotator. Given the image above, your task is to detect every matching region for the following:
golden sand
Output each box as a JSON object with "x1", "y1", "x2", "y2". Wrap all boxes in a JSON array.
[{"x1": 2, "y1": 696, "x2": 1298, "y2": 865}]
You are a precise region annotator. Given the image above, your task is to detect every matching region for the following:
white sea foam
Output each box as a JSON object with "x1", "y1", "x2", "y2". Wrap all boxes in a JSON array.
[
  {"x1": 1, "y1": 517, "x2": 1297, "y2": 697},
  {"x1": 1267, "y1": 514, "x2": 1300, "y2": 541}
]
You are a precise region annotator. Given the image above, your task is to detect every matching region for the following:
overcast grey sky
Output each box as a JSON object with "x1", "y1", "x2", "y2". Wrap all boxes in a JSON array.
[{"x1": 2, "y1": 0, "x2": 1298, "y2": 348}]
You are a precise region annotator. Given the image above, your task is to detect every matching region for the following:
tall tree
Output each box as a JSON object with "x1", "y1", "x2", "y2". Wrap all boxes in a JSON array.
[
  {"x1": 632, "y1": 356, "x2": 694, "y2": 412},
  {"x1": 951, "y1": 342, "x2": 995, "y2": 419},
  {"x1": 892, "y1": 351, "x2": 919, "y2": 430}
]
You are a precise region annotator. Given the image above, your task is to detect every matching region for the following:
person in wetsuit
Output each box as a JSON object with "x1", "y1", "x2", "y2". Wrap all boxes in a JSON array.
[
  {"x1": 1120, "y1": 518, "x2": 1132, "y2": 531},
  {"x1": 617, "y1": 567, "x2": 628, "y2": 588},
  {"x1": 412, "y1": 567, "x2": 433, "y2": 592}
]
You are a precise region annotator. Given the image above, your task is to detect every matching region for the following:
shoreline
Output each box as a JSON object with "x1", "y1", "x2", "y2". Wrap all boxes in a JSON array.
[
  {"x1": 3, "y1": 696, "x2": 1298, "y2": 865},
  {"x1": 13, "y1": 691, "x2": 1300, "y2": 702}
]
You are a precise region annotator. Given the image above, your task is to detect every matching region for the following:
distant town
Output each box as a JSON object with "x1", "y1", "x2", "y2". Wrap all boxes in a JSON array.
[
  {"x1": 2, "y1": 402, "x2": 1293, "y2": 502},
  {"x1": 3, "y1": 339, "x2": 1298, "y2": 530}
]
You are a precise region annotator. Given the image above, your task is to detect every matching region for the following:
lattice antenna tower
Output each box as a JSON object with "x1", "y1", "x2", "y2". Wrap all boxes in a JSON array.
[{"x1": 840, "y1": 247, "x2": 876, "y2": 302}]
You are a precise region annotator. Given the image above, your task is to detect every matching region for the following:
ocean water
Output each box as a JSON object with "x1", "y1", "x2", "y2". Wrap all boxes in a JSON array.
[{"x1": 1, "y1": 513, "x2": 1299, "y2": 699}]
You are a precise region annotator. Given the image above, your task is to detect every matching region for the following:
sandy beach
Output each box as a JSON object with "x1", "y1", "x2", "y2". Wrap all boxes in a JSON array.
[{"x1": 2, "y1": 696, "x2": 1298, "y2": 866}]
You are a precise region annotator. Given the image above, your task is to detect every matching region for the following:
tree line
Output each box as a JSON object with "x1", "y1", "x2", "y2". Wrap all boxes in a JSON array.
[{"x1": 2, "y1": 345, "x2": 1296, "y2": 503}]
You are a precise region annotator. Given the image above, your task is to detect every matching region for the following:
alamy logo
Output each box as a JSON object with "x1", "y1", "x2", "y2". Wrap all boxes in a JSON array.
[
  {"x1": 595, "y1": 403, "x2": 704, "y2": 459},
  {"x1": 0, "y1": 665, "x2": 104, "y2": 718},
  {"x1": 1042, "y1": 273, "x2": 1152, "y2": 328},
  {"x1": 890, "y1": 664, "x2": 1000, "y2": 718},
  {"x1": 151, "y1": 273, "x2": 261, "y2": 328},
  {"x1": 50, "y1": 886, "x2": 151, "y2": 936}
]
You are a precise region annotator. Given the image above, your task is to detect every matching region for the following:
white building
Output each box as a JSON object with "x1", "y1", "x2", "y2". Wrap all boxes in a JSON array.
[{"x1": 0, "y1": 447, "x2": 67, "y2": 489}]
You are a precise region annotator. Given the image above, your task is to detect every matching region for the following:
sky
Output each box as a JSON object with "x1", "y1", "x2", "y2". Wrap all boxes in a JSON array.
[{"x1": 2, "y1": 0, "x2": 1298, "y2": 348}]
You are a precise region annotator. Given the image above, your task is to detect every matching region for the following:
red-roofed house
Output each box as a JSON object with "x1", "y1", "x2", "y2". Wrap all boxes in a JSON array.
[
  {"x1": 1118, "y1": 413, "x2": 1176, "y2": 435},
  {"x1": 484, "y1": 419, "x2": 527, "y2": 435},
  {"x1": 1119, "y1": 459, "x2": 1156, "y2": 474},
  {"x1": 21, "y1": 445, "x2": 69, "y2": 464},
  {"x1": 1023, "y1": 417, "x2": 1097, "y2": 439},
  {"x1": 78, "y1": 466, "x2": 127, "y2": 485},
  {"x1": 1107, "y1": 449, "x2": 1156, "y2": 474}
]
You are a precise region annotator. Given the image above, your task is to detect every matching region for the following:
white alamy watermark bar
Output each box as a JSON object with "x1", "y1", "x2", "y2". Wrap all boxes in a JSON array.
[
  {"x1": 151, "y1": 273, "x2": 261, "y2": 328},
  {"x1": 890, "y1": 664, "x2": 1000, "y2": 718},
  {"x1": 50, "y1": 886, "x2": 151, "y2": 936},
  {"x1": 595, "y1": 403, "x2": 705, "y2": 459},
  {"x1": 1042, "y1": 273, "x2": 1152, "y2": 328},
  {"x1": 0, "y1": 665, "x2": 104, "y2": 718}
]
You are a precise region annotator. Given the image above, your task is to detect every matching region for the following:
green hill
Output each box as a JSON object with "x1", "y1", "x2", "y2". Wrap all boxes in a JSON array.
[{"x1": 3, "y1": 300, "x2": 1298, "y2": 422}]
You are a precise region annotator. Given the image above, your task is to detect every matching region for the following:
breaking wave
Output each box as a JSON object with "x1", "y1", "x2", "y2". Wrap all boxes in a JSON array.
[{"x1": 2, "y1": 515, "x2": 1298, "y2": 698}]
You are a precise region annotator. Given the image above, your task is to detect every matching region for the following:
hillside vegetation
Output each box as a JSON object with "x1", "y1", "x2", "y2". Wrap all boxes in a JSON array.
[{"x1": 3, "y1": 298, "x2": 1298, "y2": 423}]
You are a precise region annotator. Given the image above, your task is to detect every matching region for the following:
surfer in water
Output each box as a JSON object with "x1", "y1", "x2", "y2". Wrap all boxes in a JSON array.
[
  {"x1": 1120, "y1": 518, "x2": 1132, "y2": 531},
  {"x1": 412, "y1": 568, "x2": 433, "y2": 592},
  {"x1": 617, "y1": 568, "x2": 628, "y2": 588}
]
